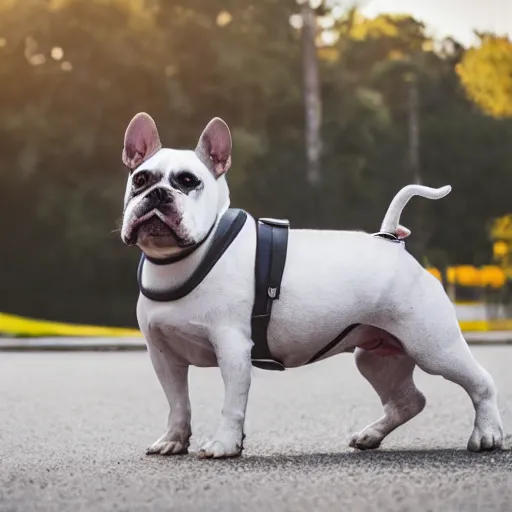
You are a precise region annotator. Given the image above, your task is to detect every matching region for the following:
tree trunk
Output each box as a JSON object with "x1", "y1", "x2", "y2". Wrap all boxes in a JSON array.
[
  {"x1": 301, "y1": 2, "x2": 322, "y2": 186},
  {"x1": 407, "y1": 73, "x2": 429, "y2": 261},
  {"x1": 408, "y1": 75, "x2": 421, "y2": 185}
]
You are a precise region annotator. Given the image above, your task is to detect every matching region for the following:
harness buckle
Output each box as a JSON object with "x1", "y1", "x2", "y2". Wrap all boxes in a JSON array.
[{"x1": 259, "y1": 218, "x2": 290, "y2": 228}]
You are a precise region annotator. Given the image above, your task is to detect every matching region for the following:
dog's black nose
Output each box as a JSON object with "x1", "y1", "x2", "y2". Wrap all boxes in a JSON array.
[{"x1": 147, "y1": 187, "x2": 172, "y2": 206}]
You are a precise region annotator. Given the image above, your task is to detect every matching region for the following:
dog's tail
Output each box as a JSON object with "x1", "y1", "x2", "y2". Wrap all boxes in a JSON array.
[{"x1": 380, "y1": 184, "x2": 452, "y2": 235}]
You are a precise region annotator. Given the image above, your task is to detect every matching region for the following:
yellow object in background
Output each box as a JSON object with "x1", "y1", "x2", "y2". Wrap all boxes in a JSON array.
[
  {"x1": 446, "y1": 266, "x2": 456, "y2": 284},
  {"x1": 426, "y1": 267, "x2": 442, "y2": 281},
  {"x1": 0, "y1": 312, "x2": 141, "y2": 338},
  {"x1": 493, "y1": 241, "x2": 508, "y2": 258},
  {"x1": 479, "y1": 265, "x2": 507, "y2": 288},
  {"x1": 454, "y1": 265, "x2": 481, "y2": 287},
  {"x1": 446, "y1": 265, "x2": 507, "y2": 288},
  {"x1": 490, "y1": 214, "x2": 512, "y2": 241}
]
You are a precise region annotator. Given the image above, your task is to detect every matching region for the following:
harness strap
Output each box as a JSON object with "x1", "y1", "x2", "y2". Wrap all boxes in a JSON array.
[
  {"x1": 138, "y1": 208, "x2": 248, "y2": 302},
  {"x1": 251, "y1": 218, "x2": 289, "y2": 371},
  {"x1": 304, "y1": 323, "x2": 361, "y2": 365}
]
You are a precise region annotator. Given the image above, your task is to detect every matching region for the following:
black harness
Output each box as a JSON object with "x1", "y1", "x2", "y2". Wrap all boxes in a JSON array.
[
  {"x1": 137, "y1": 209, "x2": 403, "y2": 370},
  {"x1": 138, "y1": 209, "x2": 247, "y2": 302},
  {"x1": 250, "y1": 218, "x2": 289, "y2": 371}
]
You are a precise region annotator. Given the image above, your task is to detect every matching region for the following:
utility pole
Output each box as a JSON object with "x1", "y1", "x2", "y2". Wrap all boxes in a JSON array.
[
  {"x1": 406, "y1": 67, "x2": 427, "y2": 259},
  {"x1": 407, "y1": 72, "x2": 421, "y2": 185},
  {"x1": 300, "y1": 0, "x2": 322, "y2": 186}
]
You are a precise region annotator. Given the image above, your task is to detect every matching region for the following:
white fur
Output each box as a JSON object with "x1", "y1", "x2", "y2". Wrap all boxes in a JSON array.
[{"x1": 121, "y1": 123, "x2": 504, "y2": 459}]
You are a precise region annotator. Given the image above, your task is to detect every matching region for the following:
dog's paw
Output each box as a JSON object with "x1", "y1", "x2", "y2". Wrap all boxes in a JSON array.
[
  {"x1": 197, "y1": 432, "x2": 245, "y2": 459},
  {"x1": 146, "y1": 430, "x2": 190, "y2": 456},
  {"x1": 349, "y1": 430, "x2": 382, "y2": 450},
  {"x1": 467, "y1": 425, "x2": 504, "y2": 452},
  {"x1": 146, "y1": 440, "x2": 188, "y2": 455}
]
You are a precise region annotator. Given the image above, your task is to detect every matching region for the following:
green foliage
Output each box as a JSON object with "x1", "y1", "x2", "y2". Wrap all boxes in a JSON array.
[
  {"x1": 1, "y1": 1, "x2": 512, "y2": 325},
  {"x1": 456, "y1": 34, "x2": 512, "y2": 118}
]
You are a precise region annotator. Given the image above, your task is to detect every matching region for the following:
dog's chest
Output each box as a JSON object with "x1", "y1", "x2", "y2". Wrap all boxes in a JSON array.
[{"x1": 137, "y1": 298, "x2": 219, "y2": 366}]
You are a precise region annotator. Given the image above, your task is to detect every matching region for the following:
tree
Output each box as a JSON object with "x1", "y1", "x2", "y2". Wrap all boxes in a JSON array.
[{"x1": 456, "y1": 34, "x2": 512, "y2": 118}]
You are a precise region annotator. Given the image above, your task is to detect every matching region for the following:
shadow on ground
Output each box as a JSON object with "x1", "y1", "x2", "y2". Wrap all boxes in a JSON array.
[{"x1": 141, "y1": 446, "x2": 512, "y2": 473}]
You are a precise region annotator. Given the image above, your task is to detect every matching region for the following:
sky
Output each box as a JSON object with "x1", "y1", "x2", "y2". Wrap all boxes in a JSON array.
[{"x1": 359, "y1": 0, "x2": 512, "y2": 47}]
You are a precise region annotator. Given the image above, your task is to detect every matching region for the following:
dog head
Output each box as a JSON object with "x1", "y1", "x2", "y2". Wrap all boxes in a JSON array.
[{"x1": 120, "y1": 113, "x2": 232, "y2": 260}]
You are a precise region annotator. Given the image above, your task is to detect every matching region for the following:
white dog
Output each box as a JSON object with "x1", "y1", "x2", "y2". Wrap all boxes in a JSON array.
[{"x1": 120, "y1": 112, "x2": 504, "y2": 458}]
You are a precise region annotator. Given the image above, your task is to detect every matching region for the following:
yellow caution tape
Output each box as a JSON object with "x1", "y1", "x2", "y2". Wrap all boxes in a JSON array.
[
  {"x1": 460, "y1": 319, "x2": 512, "y2": 331},
  {"x1": 459, "y1": 321, "x2": 489, "y2": 332},
  {"x1": 0, "y1": 312, "x2": 142, "y2": 337}
]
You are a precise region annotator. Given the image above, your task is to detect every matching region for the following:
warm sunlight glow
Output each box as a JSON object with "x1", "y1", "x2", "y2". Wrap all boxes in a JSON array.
[
  {"x1": 296, "y1": 0, "x2": 323, "y2": 7},
  {"x1": 0, "y1": 38, "x2": 6, "y2": 48},
  {"x1": 24, "y1": 36, "x2": 46, "y2": 66},
  {"x1": 289, "y1": 14, "x2": 303, "y2": 30},
  {"x1": 29, "y1": 55, "x2": 46, "y2": 66},
  {"x1": 319, "y1": 30, "x2": 339, "y2": 46},
  {"x1": 216, "y1": 11, "x2": 232, "y2": 27},
  {"x1": 331, "y1": 5, "x2": 345, "y2": 18},
  {"x1": 51, "y1": 47, "x2": 64, "y2": 60},
  {"x1": 317, "y1": 16, "x2": 335, "y2": 30}
]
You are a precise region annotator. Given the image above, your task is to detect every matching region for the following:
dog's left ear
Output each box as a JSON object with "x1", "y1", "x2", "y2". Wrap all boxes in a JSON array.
[
  {"x1": 195, "y1": 117, "x2": 232, "y2": 178},
  {"x1": 122, "y1": 112, "x2": 162, "y2": 172}
]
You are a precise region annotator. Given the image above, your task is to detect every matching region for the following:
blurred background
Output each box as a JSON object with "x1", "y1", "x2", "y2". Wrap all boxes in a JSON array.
[{"x1": 1, "y1": 0, "x2": 512, "y2": 331}]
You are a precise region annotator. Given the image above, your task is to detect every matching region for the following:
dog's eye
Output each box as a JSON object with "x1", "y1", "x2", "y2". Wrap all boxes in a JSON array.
[
  {"x1": 133, "y1": 171, "x2": 150, "y2": 189},
  {"x1": 175, "y1": 172, "x2": 200, "y2": 189}
]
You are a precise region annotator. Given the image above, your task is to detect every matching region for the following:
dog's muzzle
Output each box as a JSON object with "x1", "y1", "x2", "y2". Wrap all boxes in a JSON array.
[{"x1": 124, "y1": 187, "x2": 177, "y2": 245}]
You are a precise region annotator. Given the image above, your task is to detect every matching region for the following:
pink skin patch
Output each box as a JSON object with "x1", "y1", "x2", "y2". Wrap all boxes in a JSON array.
[
  {"x1": 395, "y1": 225, "x2": 411, "y2": 240},
  {"x1": 358, "y1": 335, "x2": 404, "y2": 356}
]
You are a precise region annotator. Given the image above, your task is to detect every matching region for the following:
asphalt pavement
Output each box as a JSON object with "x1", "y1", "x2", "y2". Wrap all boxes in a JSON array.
[{"x1": 1, "y1": 346, "x2": 512, "y2": 512}]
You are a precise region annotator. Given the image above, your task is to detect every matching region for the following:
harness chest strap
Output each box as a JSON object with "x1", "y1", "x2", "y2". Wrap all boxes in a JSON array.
[
  {"x1": 250, "y1": 218, "x2": 290, "y2": 371},
  {"x1": 137, "y1": 208, "x2": 248, "y2": 302}
]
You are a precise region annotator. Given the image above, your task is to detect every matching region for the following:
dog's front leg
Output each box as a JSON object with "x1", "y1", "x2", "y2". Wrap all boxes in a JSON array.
[
  {"x1": 198, "y1": 328, "x2": 252, "y2": 459},
  {"x1": 146, "y1": 344, "x2": 191, "y2": 456}
]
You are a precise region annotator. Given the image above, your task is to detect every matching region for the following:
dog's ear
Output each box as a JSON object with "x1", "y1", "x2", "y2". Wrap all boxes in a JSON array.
[
  {"x1": 195, "y1": 117, "x2": 232, "y2": 178},
  {"x1": 122, "y1": 113, "x2": 162, "y2": 172}
]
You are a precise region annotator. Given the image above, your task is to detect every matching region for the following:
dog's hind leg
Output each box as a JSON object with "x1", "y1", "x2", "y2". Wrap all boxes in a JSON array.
[
  {"x1": 411, "y1": 332, "x2": 503, "y2": 451},
  {"x1": 387, "y1": 309, "x2": 504, "y2": 451},
  {"x1": 350, "y1": 347, "x2": 426, "y2": 450}
]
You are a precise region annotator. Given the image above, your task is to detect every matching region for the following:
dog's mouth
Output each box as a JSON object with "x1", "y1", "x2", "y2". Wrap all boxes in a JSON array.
[
  {"x1": 125, "y1": 210, "x2": 192, "y2": 248},
  {"x1": 138, "y1": 217, "x2": 174, "y2": 237}
]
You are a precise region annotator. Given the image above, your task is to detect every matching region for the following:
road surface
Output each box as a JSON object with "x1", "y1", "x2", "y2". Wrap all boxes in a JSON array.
[{"x1": 1, "y1": 346, "x2": 511, "y2": 511}]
